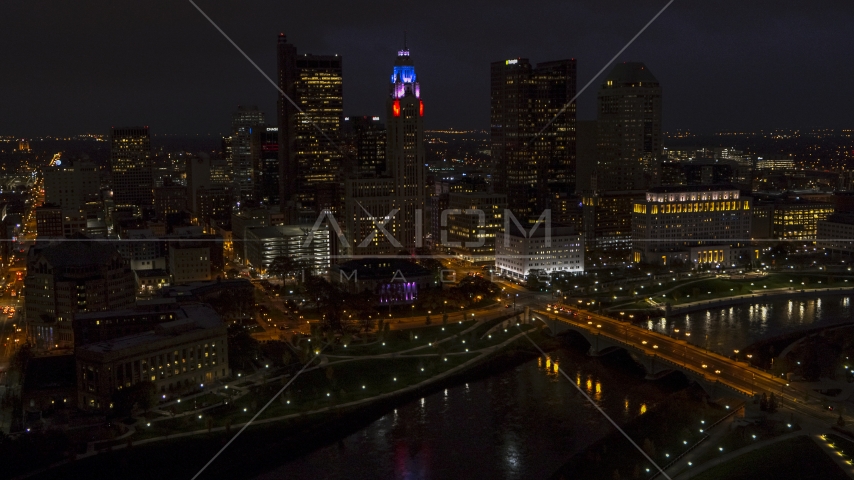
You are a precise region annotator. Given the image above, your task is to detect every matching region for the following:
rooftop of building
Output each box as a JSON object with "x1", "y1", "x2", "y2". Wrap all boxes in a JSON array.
[
  {"x1": 334, "y1": 258, "x2": 431, "y2": 279},
  {"x1": 647, "y1": 184, "x2": 739, "y2": 194},
  {"x1": 504, "y1": 223, "x2": 580, "y2": 238},
  {"x1": 603, "y1": 62, "x2": 659, "y2": 86},
  {"x1": 77, "y1": 304, "x2": 224, "y2": 354},
  {"x1": 135, "y1": 268, "x2": 170, "y2": 278},
  {"x1": 30, "y1": 237, "x2": 123, "y2": 268},
  {"x1": 163, "y1": 278, "x2": 252, "y2": 297},
  {"x1": 245, "y1": 224, "x2": 319, "y2": 239}
]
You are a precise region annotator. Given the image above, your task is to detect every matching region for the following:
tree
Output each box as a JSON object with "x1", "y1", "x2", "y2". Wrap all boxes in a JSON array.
[
  {"x1": 768, "y1": 393, "x2": 779, "y2": 413},
  {"x1": 11, "y1": 343, "x2": 33, "y2": 372},
  {"x1": 267, "y1": 255, "x2": 306, "y2": 283},
  {"x1": 134, "y1": 381, "x2": 157, "y2": 413},
  {"x1": 228, "y1": 324, "x2": 260, "y2": 370},
  {"x1": 304, "y1": 275, "x2": 348, "y2": 332}
]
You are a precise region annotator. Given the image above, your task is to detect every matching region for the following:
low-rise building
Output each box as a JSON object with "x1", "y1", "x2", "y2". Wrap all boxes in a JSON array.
[
  {"x1": 25, "y1": 240, "x2": 136, "y2": 350},
  {"x1": 631, "y1": 185, "x2": 752, "y2": 267},
  {"x1": 244, "y1": 224, "x2": 330, "y2": 276},
  {"x1": 495, "y1": 225, "x2": 584, "y2": 280},
  {"x1": 135, "y1": 269, "x2": 171, "y2": 296},
  {"x1": 331, "y1": 258, "x2": 435, "y2": 305},
  {"x1": 817, "y1": 213, "x2": 854, "y2": 256},
  {"x1": 754, "y1": 195, "x2": 834, "y2": 242},
  {"x1": 76, "y1": 303, "x2": 228, "y2": 410},
  {"x1": 168, "y1": 240, "x2": 212, "y2": 284},
  {"x1": 444, "y1": 192, "x2": 506, "y2": 263}
]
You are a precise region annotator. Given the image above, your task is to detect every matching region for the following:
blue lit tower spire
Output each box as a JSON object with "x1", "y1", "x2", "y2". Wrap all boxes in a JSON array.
[
  {"x1": 390, "y1": 48, "x2": 420, "y2": 100},
  {"x1": 386, "y1": 46, "x2": 425, "y2": 251}
]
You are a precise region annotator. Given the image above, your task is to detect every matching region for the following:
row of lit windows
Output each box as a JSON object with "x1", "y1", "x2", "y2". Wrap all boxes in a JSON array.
[{"x1": 635, "y1": 200, "x2": 750, "y2": 214}]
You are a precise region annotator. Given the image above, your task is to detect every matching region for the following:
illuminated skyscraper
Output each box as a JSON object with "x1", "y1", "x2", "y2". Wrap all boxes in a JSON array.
[
  {"x1": 596, "y1": 62, "x2": 662, "y2": 192},
  {"x1": 345, "y1": 47, "x2": 426, "y2": 255},
  {"x1": 110, "y1": 127, "x2": 153, "y2": 208},
  {"x1": 229, "y1": 106, "x2": 265, "y2": 202},
  {"x1": 276, "y1": 34, "x2": 343, "y2": 212},
  {"x1": 491, "y1": 58, "x2": 577, "y2": 218}
]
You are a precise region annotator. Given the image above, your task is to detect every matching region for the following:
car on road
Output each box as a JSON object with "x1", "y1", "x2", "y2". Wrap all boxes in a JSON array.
[{"x1": 505, "y1": 304, "x2": 511, "y2": 308}]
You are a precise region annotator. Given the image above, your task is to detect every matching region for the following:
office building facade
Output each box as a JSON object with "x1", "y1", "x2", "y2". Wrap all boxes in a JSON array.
[
  {"x1": 491, "y1": 58, "x2": 577, "y2": 216},
  {"x1": 631, "y1": 186, "x2": 752, "y2": 267},
  {"x1": 110, "y1": 127, "x2": 154, "y2": 207},
  {"x1": 277, "y1": 34, "x2": 343, "y2": 211},
  {"x1": 595, "y1": 63, "x2": 662, "y2": 192}
]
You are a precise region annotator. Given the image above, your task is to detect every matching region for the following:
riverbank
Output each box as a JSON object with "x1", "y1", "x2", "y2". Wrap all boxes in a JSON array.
[
  {"x1": 549, "y1": 385, "x2": 738, "y2": 480},
  {"x1": 665, "y1": 286, "x2": 854, "y2": 315},
  {"x1": 24, "y1": 328, "x2": 559, "y2": 480}
]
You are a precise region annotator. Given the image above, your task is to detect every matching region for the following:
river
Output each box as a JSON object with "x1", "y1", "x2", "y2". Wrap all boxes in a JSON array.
[
  {"x1": 647, "y1": 294, "x2": 854, "y2": 354},
  {"x1": 259, "y1": 294, "x2": 852, "y2": 479}
]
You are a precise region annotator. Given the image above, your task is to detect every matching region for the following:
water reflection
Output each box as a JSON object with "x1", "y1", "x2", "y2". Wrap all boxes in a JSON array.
[
  {"x1": 262, "y1": 347, "x2": 672, "y2": 480},
  {"x1": 655, "y1": 295, "x2": 853, "y2": 353}
]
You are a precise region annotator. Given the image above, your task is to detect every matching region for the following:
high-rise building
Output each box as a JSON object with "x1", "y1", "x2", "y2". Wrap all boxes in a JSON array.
[
  {"x1": 229, "y1": 106, "x2": 265, "y2": 202},
  {"x1": 344, "y1": 47, "x2": 426, "y2": 256},
  {"x1": 43, "y1": 158, "x2": 100, "y2": 210},
  {"x1": 110, "y1": 127, "x2": 154, "y2": 207},
  {"x1": 595, "y1": 62, "x2": 662, "y2": 192},
  {"x1": 343, "y1": 116, "x2": 387, "y2": 175},
  {"x1": 186, "y1": 154, "x2": 212, "y2": 215},
  {"x1": 251, "y1": 126, "x2": 280, "y2": 205},
  {"x1": 153, "y1": 182, "x2": 187, "y2": 219},
  {"x1": 491, "y1": 57, "x2": 577, "y2": 217},
  {"x1": 277, "y1": 34, "x2": 343, "y2": 211}
]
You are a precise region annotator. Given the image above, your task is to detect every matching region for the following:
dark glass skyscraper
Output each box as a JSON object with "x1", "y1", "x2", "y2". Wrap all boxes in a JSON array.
[
  {"x1": 343, "y1": 116, "x2": 386, "y2": 176},
  {"x1": 490, "y1": 57, "x2": 577, "y2": 218},
  {"x1": 229, "y1": 105, "x2": 265, "y2": 202},
  {"x1": 252, "y1": 126, "x2": 280, "y2": 205},
  {"x1": 276, "y1": 34, "x2": 343, "y2": 212},
  {"x1": 595, "y1": 62, "x2": 662, "y2": 192},
  {"x1": 110, "y1": 126, "x2": 153, "y2": 208}
]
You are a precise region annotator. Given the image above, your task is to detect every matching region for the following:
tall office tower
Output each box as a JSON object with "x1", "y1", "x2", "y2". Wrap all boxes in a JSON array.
[
  {"x1": 229, "y1": 106, "x2": 265, "y2": 202},
  {"x1": 343, "y1": 116, "x2": 387, "y2": 175},
  {"x1": 276, "y1": 34, "x2": 343, "y2": 212},
  {"x1": 43, "y1": 158, "x2": 100, "y2": 209},
  {"x1": 186, "y1": 154, "x2": 212, "y2": 215},
  {"x1": 575, "y1": 120, "x2": 597, "y2": 194},
  {"x1": 595, "y1": 62, "x2": 662, "y2": 192},
  {"x1": 344, "y1": 47, "x2": 426, "y2": 255},
  {"x1": 110, "y1": 127, "x2": 154, "y2": 207},
  {"x1": 490, "y1": 57, "x2": 577, "y2": 218},
  {"x1": 251, "y1": 126, "x2": 280, "y2": 205}
]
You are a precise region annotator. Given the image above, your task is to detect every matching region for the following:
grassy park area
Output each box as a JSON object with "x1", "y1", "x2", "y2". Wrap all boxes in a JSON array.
[
  {"x1": 690, "y1": 435, "x2": 849, "y2": 480},
  {"x1": 600, "y1": 272, "x2": 854, "y2": 309}
]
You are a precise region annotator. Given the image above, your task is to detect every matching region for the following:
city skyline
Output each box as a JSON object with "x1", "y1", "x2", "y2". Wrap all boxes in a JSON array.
[{"x1": 3, "y1": 1, "x2": 854, "y2": 136}]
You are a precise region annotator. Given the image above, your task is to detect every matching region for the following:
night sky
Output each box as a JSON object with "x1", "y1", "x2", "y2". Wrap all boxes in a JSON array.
[{"x1": 2, "y1": 0, "x2": 852, "y2": 136}]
